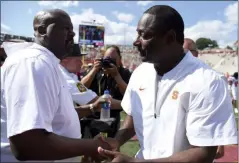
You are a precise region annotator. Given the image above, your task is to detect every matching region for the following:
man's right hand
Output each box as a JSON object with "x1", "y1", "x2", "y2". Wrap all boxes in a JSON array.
[
  {"x1": 92, "y1": 59, "x2": 102, "y2": 72},
  {"x1": 83, "y1": 135, "x2": 119, "y2": 162}
]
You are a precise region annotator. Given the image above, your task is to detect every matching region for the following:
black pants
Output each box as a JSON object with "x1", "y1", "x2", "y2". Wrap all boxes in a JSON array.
[{"x1": 81, "y1": 113, "x2": 120, "y2": 138}]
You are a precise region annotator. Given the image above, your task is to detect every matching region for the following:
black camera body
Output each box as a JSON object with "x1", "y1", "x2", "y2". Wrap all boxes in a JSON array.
[{"x1": 100, "y1": 57, "x2": 116, "y2": 68}]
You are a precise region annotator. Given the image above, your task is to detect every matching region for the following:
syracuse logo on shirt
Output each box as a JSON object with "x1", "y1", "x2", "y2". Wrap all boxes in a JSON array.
[
  {"x1": 77, "y1": 82, "x2": 87, "y2": 92},
  {"x1": 172, "y1": 90, "x2": 179, "y2": 100}
]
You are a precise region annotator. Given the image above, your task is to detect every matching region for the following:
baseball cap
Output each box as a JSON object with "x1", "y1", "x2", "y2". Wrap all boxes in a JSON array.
[{"x1": 66, "y1": 44, "x2": 88, "y2": 57}]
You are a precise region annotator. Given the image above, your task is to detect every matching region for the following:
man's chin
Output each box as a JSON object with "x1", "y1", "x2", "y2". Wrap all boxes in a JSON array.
[{"x1": 140, "y1": 56, "x2": 148, "y2": 62}]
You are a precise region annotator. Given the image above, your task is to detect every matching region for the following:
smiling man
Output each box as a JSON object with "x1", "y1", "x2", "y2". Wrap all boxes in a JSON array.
[
  {"x1": 98, "y1": 5, "x2": 237, "y2": 163},
  {"x1": 1, "y1": 9, "x2": 112, "y2": 162}
]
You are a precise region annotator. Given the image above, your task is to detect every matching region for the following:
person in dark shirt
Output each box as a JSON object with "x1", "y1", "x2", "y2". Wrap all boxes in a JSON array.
[{"x1": 81, "y1": 45, "x2": 131, "y2": 137}]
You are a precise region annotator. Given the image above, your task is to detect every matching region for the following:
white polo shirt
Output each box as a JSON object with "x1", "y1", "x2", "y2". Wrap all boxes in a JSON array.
[
  {"x1": 1, "y1": 42, "x2": 81, "y2": 162},
  {"x1": 59, "y1": 65, "x2": 97, "y2": 105},
  {"x1": 231, "y1": 79, "x2": 238, "y2": 102},
  {"x1": 122, "y1": 52, "x2": 237, "y2": 159}
]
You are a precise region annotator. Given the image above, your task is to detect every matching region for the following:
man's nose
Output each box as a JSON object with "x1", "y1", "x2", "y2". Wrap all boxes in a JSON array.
[
  {"x1": 70, "y1": 31, "x2": 75, "y2": 37},
  {"x1": 133, "y1": 38, "x2": 140, "y2": 47}
]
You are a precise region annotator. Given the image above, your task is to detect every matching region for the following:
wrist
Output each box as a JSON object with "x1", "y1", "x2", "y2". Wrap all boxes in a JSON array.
[
  {"x1": 89, "y1": 103, "x2": 97, "y2": 113},
  {"x1": 114, "y1": 73, "x2": 121, "y2": 81}
]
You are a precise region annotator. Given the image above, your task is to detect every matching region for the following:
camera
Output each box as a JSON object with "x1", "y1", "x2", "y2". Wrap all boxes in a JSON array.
[{"x1": 100, "y1": 57, "x2": 116, "y2": 68}]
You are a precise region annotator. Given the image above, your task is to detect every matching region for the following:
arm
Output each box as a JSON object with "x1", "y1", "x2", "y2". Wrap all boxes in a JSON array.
[
  {"x1": 4, "y1": 59, "x2": 109, "y2": 161},
  {"x1": 114, "y1": 74, "x2": 128, "y2": 95},
  {"x1": 114, "y1": 70, "x2": 135, "y2": 146},
  {"x1": 10, "y1": 129, "x2": 102, "y2": 161},
  {"x1": 111, "y1": 99, "x2": 122, "y2": 110},
  {"x1": 75, "y1": 105, "x2": 96, "y2": 119},
  {"x1": 75, "y1": 97, "x2": 122, "y2": 118},
  {"x1": 81, "y1": 60, "x2": 102, "y2": 88},
  {"x1": 104, "y1": 66, "x2": 131, "y2": 95},
  {"x1": 81, "y1": 68, "x2": 98, "y2": 88},
  {"x1": 114, "y1": 114, "x2": 135, "y2": 147}
]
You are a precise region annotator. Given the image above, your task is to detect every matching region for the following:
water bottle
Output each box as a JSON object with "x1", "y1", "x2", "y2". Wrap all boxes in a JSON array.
[{"x1": 100, "y1": 89, "x2": 111, "y2": 120}]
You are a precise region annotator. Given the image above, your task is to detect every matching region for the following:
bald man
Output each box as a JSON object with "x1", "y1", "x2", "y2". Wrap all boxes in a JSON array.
[
  {"x1": 183, "y1": 38, "x2": 225, "y2": 159},
  {"x1": 183, "y1": 38, "x2": 199, "y2": 57},
  {"x1": 1, "y1": 9, "x2": 112, "y2": 162}
]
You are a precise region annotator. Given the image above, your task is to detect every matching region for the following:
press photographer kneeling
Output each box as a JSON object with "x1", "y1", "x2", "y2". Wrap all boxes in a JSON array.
[{"x1": 81, "y1": 45, "x2": 131, "y2": 138}]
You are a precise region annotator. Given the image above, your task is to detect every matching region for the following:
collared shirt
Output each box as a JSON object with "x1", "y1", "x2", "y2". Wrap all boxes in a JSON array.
[
  {"x1": 232, "y1": 79, "x2": 238, "y2": 101},
  {"x1": 122, "y1": 52, "x2": 237, "y2": 159},
  {"x1": 1, "y1": 42, "x2": 81, "y2": 162},
  {"x1": 59, "y1": 64, "x2": 97, "y2": 105}
]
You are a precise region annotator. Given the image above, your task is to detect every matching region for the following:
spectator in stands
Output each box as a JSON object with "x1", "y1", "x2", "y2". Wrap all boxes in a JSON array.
[
  {"x1": 81, "y1": 45, "x2": 131, "y2": 138},
  {"x1": 97, "y1": 5, "x2": 237, "y2": 162},
  {"x1": 1, "y1": 9, "x2": 112, "y2": 162},
  {"x1": 184, "y1": 37, "x2": 225, "y2": 159},
  {"x1": 183, "y1": 38, "x2": 198, "y2": 57}
]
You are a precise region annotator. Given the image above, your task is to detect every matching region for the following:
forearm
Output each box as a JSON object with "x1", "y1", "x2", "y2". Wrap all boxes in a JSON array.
[
  {"x1": 138, "y1": 146, "x2": 217, "y2": 163},
  {"x1": 114, "y1": 74, "x2": 127, "y2": 95},
  {"x1": 114, "y1": 115, "x2": 135, "y2": 146},
  {"x1": 111, "y1": 99, "x2": 122, "y2": 110},
  {"x1": 75, "y1": 106, "x2": 93, "y2": 119},
  {"x1": 81, "y1": 69, "x2": 97, "y2": 88},
  {"x1": 10, "y1": 130, "x2": 99, "y2": 161}
]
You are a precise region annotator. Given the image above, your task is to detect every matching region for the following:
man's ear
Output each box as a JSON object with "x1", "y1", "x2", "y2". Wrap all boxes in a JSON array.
[
  {"x1": 37, "y1": 26, "x2": 47, "y2": 36},
  {"x1": 165, "y1": 29, "x2": 176, "y2": 44}
]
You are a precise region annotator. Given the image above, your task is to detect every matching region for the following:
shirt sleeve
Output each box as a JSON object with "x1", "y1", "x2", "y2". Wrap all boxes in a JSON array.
[
  {"x1": 67, "y1": 79, "x2": 97, "y2": 105},
  {"x1": 186, "y1": 75, "x2": 238, "y2": 146},
  {"x1": 121, "y1": 72, "x2": 134, "y2": 115},
  {"x1": 4, "y1": 58, "x2": 59, "y2": 138},
  {"x1": 231, "y1": 81, "x2": 238, "y2": 101}
]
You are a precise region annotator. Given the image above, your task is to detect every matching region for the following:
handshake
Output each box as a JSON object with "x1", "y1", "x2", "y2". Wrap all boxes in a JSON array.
[{"x1": 82, "y1": 135, "x2": 136, "y2": 163}]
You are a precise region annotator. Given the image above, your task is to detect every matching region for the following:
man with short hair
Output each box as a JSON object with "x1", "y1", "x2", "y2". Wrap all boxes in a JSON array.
[
  {"x1": 1, "y1": 9, "x2": 112, "y2": 162},
  {"x1": 98, "y1": 5, "x2": 237, "y2": 162},
  {"x1": 183, "y1": 38, "x2": 198, "y2": 57}
]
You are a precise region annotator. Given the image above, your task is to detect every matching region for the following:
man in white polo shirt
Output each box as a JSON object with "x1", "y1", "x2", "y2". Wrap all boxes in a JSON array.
[
  {"x1": 97, "y1": 5, "x2": 237, "y2": 163},
  {"x1": 1, "y1": 9, "x2": 112, "y2": 162}
]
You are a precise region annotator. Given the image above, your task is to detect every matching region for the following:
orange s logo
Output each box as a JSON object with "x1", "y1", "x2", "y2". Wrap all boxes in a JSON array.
[{"x1": 172, "y1": 90, "x2": 179, "y2": 100}]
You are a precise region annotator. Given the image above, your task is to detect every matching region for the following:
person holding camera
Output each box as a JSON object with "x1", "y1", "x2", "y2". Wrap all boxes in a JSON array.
[{"x1": 81, "y1": 45, "x2": 131, "y2": 137}]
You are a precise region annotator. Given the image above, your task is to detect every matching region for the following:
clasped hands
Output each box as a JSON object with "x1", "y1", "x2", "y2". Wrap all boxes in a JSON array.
[{"x1": 82, "y1": 135, "x2": 135, "y2": 163}]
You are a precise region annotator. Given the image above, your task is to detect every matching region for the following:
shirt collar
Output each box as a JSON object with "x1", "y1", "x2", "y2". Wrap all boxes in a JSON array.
[
  {"x1": 59, "y1": 64, "x2": 78, "y2": 79},
  {"x1": 163, "y1": 51, "x2": 194, "y2": 79},
  {"x1": 31, "y1": 43, "x2": 61, "y2": 64}
]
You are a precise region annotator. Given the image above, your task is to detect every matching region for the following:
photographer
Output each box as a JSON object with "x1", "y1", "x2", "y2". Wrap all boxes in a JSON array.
[{"x1": 81, "y1": 45, "x2": 131, "y2": 137}]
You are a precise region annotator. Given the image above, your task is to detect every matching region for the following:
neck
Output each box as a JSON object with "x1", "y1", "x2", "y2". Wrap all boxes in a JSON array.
[
  {"x1": 34, "y1": 39, "x2": 62, "y2": 60},
  {"x1": 154, "y1": 49, "x2": 185, "y2": 76}
]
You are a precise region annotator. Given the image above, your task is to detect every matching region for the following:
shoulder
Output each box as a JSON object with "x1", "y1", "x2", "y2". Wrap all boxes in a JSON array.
[
  {"x1": 4, "y1": 50, "x2": 53, "y2": 74},
  {"x1": 131, "y1": 62, "x2": 155, "y2": 78},
  {"x1": 2, "y1": 51, "x2": 58, "y2": 87},
  {"x1": 187, "y1": 60, "x2": 227, "y2": 94}
]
